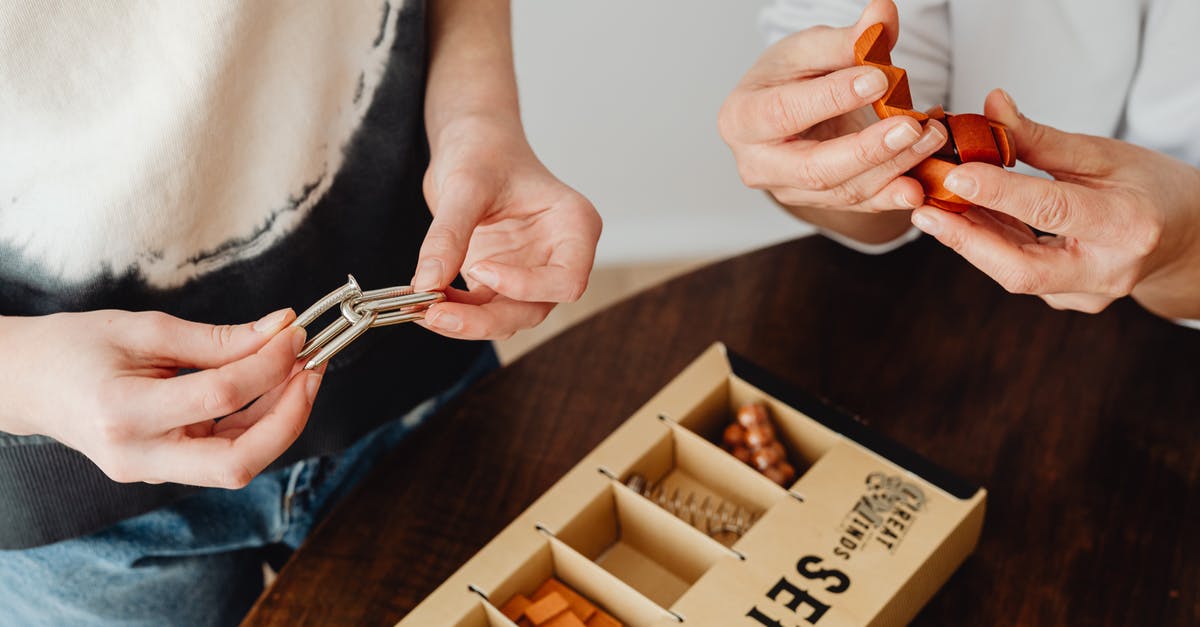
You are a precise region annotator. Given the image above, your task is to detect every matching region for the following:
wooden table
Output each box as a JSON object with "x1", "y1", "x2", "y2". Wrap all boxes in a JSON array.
[{"x1": 244, "y1": 235, "x2": 1200, "y2": 626}]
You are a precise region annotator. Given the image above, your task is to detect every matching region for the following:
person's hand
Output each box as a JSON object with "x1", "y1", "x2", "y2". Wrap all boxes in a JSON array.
[
  {"x1": 0, "y1": 309, "x2": 322, "y2": 488},
  {"x1": 411, "y1": 115, "x2": 601, "y2": 340},
  {"x1": 718, "y1": 0, "x2": 946, "y2": 234},
  {"x1": 910, "y1": 90, "x2": 1200, "y2": 318}
]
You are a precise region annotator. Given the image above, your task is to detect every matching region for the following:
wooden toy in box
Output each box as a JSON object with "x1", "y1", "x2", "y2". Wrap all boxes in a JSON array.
[{"x1": 400, "y1": 343, "x2": 986, "y2": 626}]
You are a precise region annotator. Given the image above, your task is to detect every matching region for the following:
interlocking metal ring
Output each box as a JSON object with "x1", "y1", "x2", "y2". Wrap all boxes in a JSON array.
[{"x1": 290, "y1": 274, "x2": 444, "y2": 370}]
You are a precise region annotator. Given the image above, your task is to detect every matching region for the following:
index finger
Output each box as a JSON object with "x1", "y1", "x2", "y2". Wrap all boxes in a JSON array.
[
  {"x1": 118, "y1": 326, "x2": 305, "y2": 432},
  {"x1": 419, "y1": 297, "x2": 553, "y2": 341},
  {"x1": 729, "y1": 65, "x2": 888, "y2": 144},
  {"x1": 749, "y1": 2, "x2": 898, "y2": 85}
]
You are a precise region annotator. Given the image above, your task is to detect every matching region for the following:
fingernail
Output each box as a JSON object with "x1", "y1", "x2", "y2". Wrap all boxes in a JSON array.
[
  {"x1": 893, "y1": 191, "x2": 918, "y2": 209},
  {"x1": 305, "y1": 372, "x2": 322, "y2": 404},
  {"x1": 1000, "y1": 89, "x2": 1018, "y2": 114},
  {"x1": 943, "y1": 171, "x2": 977, "y2": 198},
  {"x1": 412, "y1": 259, "x2": 444, "y2": 291},
  {"x1": 912, "y1": 211, "x2": 942, "y2": 236},
  {"x1": 467, "y1": 264, "x2": 499, "y2": 289},
  {"x1": 253, "y1": 308, "x2": 290, "y2": 334},
  {"x1": 912, "y1": 124, "x2": 945, "y2": 154},
  {"x1": 853, "y1": 68, "x2": 887, "y2": 99},
  {"x1": 428, "y1": 311, "x2": 463, "y2": 332},
  {"x1": 290, "y1": 327, "x2": 307, "y2": 355},
  {"x1": 884, "y1": 122, "x2": 920, "y2": 151}
]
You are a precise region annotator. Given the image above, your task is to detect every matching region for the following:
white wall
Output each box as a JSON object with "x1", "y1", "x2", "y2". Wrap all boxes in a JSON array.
[{"x1": 512, "y1": 0, "x2": 812, "y2": 266}]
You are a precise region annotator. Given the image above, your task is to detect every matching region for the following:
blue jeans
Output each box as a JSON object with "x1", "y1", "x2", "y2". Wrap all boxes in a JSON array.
[{"x1": 0, "y1": 348, "x2": 497, "y2": 627}]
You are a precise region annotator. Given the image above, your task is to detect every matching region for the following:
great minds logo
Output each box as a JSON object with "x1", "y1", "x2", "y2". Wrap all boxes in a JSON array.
[{"x1": 833, "y1": 471, "x2": 926, "y2": 560}]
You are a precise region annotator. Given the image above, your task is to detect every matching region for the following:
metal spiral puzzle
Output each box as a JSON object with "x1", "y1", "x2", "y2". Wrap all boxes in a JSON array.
[{"x1": 625, "y1": 473, "x2": 759, "y2": 543}]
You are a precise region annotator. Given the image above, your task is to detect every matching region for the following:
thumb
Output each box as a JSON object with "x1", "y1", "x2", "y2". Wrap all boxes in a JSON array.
[
  {"x1": 851, "y1": 0, "x2": 900, "y2": 52},
  {"x1": 412, "y1": 173, "x2": 496, "y2": 291},
  {"x1": 984, "y1": 89, "x2": 1109, "y2": 176},
  {"x1": 752, "y1": 0, "x2": 899, "y2": 80}
]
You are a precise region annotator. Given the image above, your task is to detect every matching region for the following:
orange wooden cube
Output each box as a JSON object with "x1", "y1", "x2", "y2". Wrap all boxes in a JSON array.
[
  {"x1": 542, "y1": 612, "x2": 587, "y2": 627},
  {"x1": 525, "y1": 592, "x2": 570, "y2": 625},
  {"x1": 533, "y1": 579, "x2": 597, "y2": 621},
  {"x1": 500, "y1": 594, "x2": 533, "y2": 622}
]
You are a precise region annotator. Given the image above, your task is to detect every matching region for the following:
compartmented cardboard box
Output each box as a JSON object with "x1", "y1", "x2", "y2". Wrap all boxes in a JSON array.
[{"x1": 400, "y1": 344, "x2": 985, "y2": 626}]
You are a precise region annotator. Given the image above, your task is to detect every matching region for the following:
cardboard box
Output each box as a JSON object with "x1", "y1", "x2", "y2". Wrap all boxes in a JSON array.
[{"x1": 400, "y1": 343, "x2": 985, "y2": 626}]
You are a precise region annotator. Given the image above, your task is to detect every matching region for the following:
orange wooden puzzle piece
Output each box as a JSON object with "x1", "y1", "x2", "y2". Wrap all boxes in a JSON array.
[
  {"x1": 500, "y1": 579, "x2": 623, "y2": 627},
  {"x1": 534, "y1": 579, "x2": 597, "y2": 621},
  {"x1": 501, "y1": 594, "x2": 534, "y2": 622},
  {"x1": 853, "y1": 23, "x2": 1016, "y2": 212}
]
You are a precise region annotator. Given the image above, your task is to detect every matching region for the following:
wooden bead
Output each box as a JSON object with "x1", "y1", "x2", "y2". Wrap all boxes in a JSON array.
[
  {"x1": 744, "y1": 423, "x2": 775, "y2": 449},
  {"x1": 731, "y1": 445, "x2": 753, "y2": 464},
  {"x1": 752, "y1": 441, "x2": 784, "y2": 471},
  {"x1": 722, "y1": 423, "x2": 746, "y2": 448},
  {"x1": 735, "y1": 402, "x2": 769, "y2": 428},
  {"x1": 762, "y1": 465, "x2": 791, "y2": 486},
  {"x1": 776, "y1": 461, "x2": 796, "y2": 484}
]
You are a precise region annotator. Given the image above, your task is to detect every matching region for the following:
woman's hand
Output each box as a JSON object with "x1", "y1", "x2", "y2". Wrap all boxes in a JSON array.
[
  {"x1": 718, "y1": 0, "x2": 946, "y2": 243},
  {"x1": 414, "y1": 0, "x2": 601, "y2": 340},
  {"x1": 411, "y1": 115, "x2": 601, "y2": 340},
  {"x1": 0, "y1": 309, "x2": 321, "y2": 487},
  {"x1": 911, "y1": 90, "x2": 1200, "y2": 319}
]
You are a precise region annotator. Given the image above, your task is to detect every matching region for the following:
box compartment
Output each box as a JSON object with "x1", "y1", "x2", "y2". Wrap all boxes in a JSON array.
[
  {"x1": 617, "y1": 422, "x2": 785, "y2": 545},
  {"x1": 555, "y1": 481, "x2": 733, "y2": 609},
  {"x1": 673, "y1": 372, "x2": 842, "y2": 487},
  {"x1": 465, "y1": 534, "x2": 669, "y2": 627}
]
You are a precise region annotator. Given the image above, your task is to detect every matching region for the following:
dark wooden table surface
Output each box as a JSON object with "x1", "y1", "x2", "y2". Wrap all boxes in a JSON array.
[{"x1": 244, "y1": 235, "x2": 1200, "y2": 626}]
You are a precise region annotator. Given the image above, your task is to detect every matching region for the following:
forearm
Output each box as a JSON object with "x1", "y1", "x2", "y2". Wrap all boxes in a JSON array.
[
  {"x1": 775, "y1": 198, "x2": 916, "y2": 245},
  {"x1": 1134, "y1": 264, "x2": 1200, "y2": 321},
  {"x1": 1133, "y1": 193, "x2": 1200, "y2": 319},
  {"x1": 0, "y1": 315, "x2": 38, "y2": 436},
  {"x1": 1129, "y1": 165, "x2": 1200, "y2": 320},
  {"x1": 426, "y1": 0, "x2": 522, "y2": 148}
]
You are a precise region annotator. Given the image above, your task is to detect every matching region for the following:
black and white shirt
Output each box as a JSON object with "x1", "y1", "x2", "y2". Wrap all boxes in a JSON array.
[{"x1": 0, "y1": 0, "x2": 485, "y2": 549}]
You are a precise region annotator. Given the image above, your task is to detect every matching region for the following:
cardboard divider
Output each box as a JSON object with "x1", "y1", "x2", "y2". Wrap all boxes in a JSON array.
[
  {"x1": 555, "y1": 481, "x2": 731, "y2": 610},
  {"x1": 479, "y1": 602, "x2": 519, "y2": 627}
]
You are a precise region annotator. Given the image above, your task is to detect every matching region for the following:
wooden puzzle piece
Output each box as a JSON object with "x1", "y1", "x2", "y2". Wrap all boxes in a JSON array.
[
  {"x1": 534, "y1": 579, "x2": 598, "y2": 621},
  {"x1": 853, "y1": 23, "x2": 1017, "y2": 213},
  {"x1": 502, "y1": 594, "x2": 534, "y2": 622},
  {"x1": 502, "y1": 580, "x2": 623, "y2": 627},
  {"x1": 525, "y1": 593, "x2": 571, "y2": 624}
]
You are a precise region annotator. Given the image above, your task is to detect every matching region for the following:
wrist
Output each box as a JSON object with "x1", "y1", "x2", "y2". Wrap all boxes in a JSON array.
[
  {"x1": 428, "y1": 110, "x2": 527, "y2": 156},
  {"x1": 779, "y1": 198, "x2": 916, "y2": 246},
  {"x1": 425, "y1": 0, "x2": 520, "y2": 150},
  {"x1": 1131, "y1": 167, "x2": 1200, "y2": 318},
  {"x1": 0, "y1": 315, "x2": 37, "y2": 436}
]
